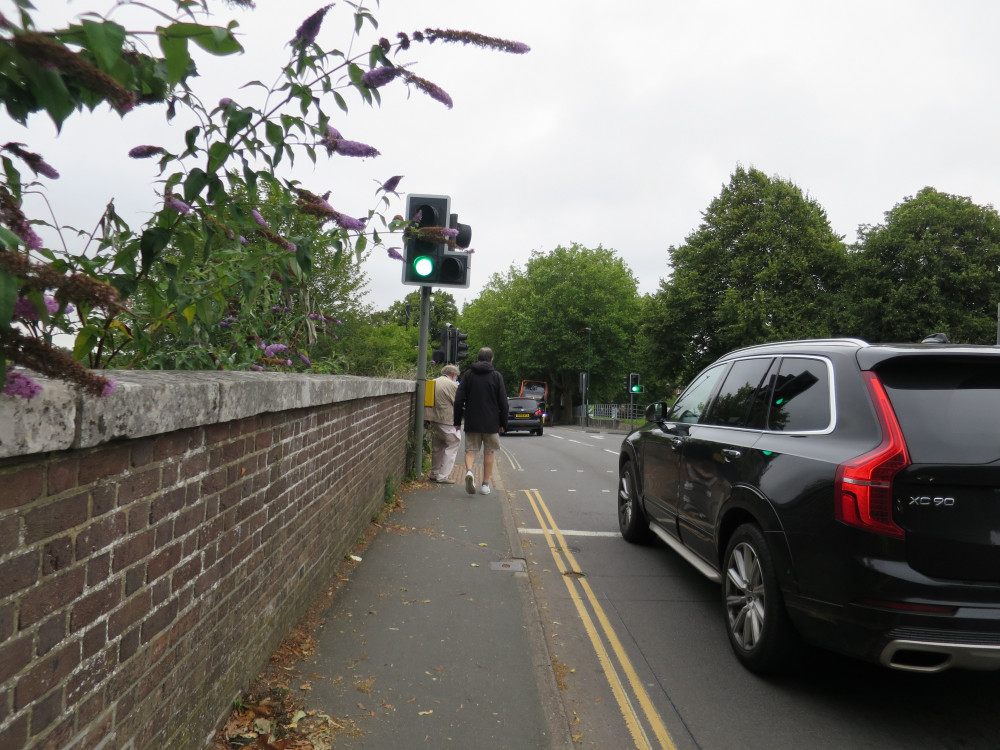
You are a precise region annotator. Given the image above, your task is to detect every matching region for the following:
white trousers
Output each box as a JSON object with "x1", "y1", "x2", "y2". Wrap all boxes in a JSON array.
[{"x1": 429, "y1": 422, "x2": 462, "y2": 481}]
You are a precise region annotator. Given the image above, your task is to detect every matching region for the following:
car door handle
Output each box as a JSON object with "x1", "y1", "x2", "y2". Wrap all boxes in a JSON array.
[
  {"x1": 721, "y1": 448, "x2": 742, "y2": 462},
  {"x1": 670, "y1": 437, "x2": 685, "y2": 451}
]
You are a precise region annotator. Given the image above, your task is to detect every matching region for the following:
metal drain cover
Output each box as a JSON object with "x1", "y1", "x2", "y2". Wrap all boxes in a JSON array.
[{"x1": 489, "y1": 559, "x2": 526, "y2": 572}]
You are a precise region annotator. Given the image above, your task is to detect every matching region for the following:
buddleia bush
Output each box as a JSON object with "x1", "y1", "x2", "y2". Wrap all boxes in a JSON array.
[{"x1": 0, "y1": 1, "x2": 527, "y2": 397}]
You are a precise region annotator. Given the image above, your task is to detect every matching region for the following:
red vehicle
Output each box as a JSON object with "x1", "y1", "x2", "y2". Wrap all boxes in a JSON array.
[{"x1": 519, "y1": 379, "x2": 548, "y2": 402}]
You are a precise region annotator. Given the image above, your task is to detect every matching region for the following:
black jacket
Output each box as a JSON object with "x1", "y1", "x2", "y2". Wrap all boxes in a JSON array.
[{"x1": 453, "y1": 361, "x2": 508, "y2": 433}]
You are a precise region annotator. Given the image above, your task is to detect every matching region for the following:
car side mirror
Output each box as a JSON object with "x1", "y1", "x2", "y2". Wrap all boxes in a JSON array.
[{"x1": 645, "y1": 401, "x2": 671, "y2": 424}]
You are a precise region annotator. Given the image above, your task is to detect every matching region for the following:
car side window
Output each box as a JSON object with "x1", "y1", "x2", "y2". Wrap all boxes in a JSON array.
[
  {"x1": 765, "y1": 357, "x2": 831, "y2": 432},
  {"x1": 670, "y1": 364, "x2": 727, "y2": 424},
  {"x1": 703, "y1": 357, "x2": 775, "y2": 428}
]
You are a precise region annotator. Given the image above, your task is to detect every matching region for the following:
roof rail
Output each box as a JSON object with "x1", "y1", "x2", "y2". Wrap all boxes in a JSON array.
[{"x1": 726, "y1": 338, "x2": 870, "y2": 355}]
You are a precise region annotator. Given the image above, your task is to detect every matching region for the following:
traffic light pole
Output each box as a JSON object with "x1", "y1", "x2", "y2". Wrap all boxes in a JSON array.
[{"x1": 412, "y1": 285, "x2": 431, "y2": 477}]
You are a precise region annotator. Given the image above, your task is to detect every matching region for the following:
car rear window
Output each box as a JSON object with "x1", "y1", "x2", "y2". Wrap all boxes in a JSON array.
[
  {"x1": 509, "y1": 399, "x2": 539, "y2": 411},
  {"x1": 764, "y1": 357, "x2": 832, "y2": 432},
  {"x1": 877, "y1": 357, "x2": 1000, "y2": 464}
]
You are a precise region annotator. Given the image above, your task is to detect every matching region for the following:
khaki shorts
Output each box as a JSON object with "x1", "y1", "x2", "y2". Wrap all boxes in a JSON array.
[{"x1": 464, "y1": 432, "x2": 501, "y2": 453}]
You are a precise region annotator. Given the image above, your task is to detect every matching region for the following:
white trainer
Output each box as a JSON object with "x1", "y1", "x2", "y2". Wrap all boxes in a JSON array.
[
  {"x1": 465, "y1": 471, "x2": 476, "y2": 495},
  {"x1": 479, "y1": 483, "x2": 491, "y2": 495}
]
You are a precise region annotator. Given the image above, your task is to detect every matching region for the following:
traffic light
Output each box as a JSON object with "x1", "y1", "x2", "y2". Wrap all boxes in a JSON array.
[
  {"x1": 401, "y1": 194, "x2": 473, "y2": 288},
  {"x1": 623, "y1": 375, "x2": 630, "y2": 392},
  {"x1": 452, "y1": 329, "x2": 469, "y2": 362},
  {"x1": 628, "y1": 373, "x2": 643, "y2": 394},
  {"x1": 432, "y1": 325, "x2": 452, "y2": 365}
]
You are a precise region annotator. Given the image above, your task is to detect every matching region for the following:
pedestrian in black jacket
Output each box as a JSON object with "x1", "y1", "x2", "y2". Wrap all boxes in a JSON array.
[{"x1": 453, "y1": 347, "x2": 508, "y2": 495}]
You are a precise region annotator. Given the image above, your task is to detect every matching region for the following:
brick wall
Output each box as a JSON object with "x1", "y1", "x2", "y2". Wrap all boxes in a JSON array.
[{"x1": 0, "y1": 371, "x2": 415, "y2": 749}]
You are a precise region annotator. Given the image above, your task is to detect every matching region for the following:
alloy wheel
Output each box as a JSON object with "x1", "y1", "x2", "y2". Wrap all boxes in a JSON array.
[{"x1": 725, "y1": 541, "x2": 766, "y2": 650}]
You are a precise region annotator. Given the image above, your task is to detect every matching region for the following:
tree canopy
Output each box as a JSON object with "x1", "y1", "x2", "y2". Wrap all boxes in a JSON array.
[
  {"x1": 846, "y1": 187, "x2": 1000, "y2": 344},
  {"x1": 460, "y1": 243, "x2": 641, "y2": 419},
  {"x1": 642, "y1": 166, "x2": 849, "y2": 386}
]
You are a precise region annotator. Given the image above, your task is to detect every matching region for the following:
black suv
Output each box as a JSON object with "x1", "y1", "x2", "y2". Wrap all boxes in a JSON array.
[
  {"x1": 618, "y1": 338, "x2": 1000, "y2": 674},
  {"x1": 506, "y1": 397, "x2": 545, "y2": 435}
]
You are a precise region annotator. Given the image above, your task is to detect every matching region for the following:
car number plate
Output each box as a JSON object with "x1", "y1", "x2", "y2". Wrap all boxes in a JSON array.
[{"x1": 515, "y1": 413, "x2": 530, "y2": 418}]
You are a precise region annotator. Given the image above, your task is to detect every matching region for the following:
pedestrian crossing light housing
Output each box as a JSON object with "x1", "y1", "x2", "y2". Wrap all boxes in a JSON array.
[{"x1": 401, "y1": 194, "x2": 472, "y2": 288}]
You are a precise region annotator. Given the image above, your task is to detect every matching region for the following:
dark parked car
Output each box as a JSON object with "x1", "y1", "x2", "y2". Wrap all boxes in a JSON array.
[
  {"x1": 506, "y1": 397, "x2": 545, "y2": 435},
  {"x1": 618, "y1": 338, "x2": 1000, "y2": 674}
]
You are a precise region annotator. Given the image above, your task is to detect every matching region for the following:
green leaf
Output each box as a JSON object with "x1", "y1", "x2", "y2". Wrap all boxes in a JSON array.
[
  {"x1": 184, "y1": 126, "x2": 200, "y2": 155},
  {"x1": 348, "y1": 63, "x2": 364, "y2": 86},
  {"x1": 207, "y1": 174, "x2": 227, "y2": 204},
  {"x1": 184, "y1": 169, "x2": 208, "y2": 202},
  {"x1": 0, "y1": 226, "x2": 23, "y2": 250},
  {"x1": 73, "y1": 326, "x2": 99, "y2": 361},
  {"x1": 226, "y1": 108, "x2": 253, "y2": 140},
  {"x1": 82, "y1": 20, "x2": 127, "y2": 71},
  {"x1": 207, "y1": 142, "x2": 233, "y2": 173},
  {"x1": 158, "y1": 28, "x2": 191, "y2": 87},
  {"x1": 265, "y1": 121, "x2": 284, "y2": 147},
  {"x1": 0, "y1": 269, "x2": 16, "y2": 332},
  {"x1": 333, "y1": 91, "x2": 348, "y2": 114},
  {"x1": 161, "y1": 22, "x2": 244, "y2": 56},
  {"x1": 140, "y1": 227, "x2": 173, "y2": 274}
]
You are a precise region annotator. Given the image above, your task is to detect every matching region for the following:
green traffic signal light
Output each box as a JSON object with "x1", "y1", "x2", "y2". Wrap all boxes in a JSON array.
[
  {"x1": 630, "y1": 384, "x2": 644, "y2": 393},
  {"x1": 413, "y1": 255, "x2": 434, "y2": 277}
]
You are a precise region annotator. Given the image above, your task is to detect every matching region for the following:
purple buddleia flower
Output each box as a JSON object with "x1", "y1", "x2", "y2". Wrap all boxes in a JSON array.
[
  {"x1": 422, "y1": 29, "x2": 531, "y2": 55},
  {"x1": 331, "y1": 139, "x2": 380, "y2": 158},
  {"x1": 332, "y1": 212, "x2": 366, "y2": 232},
  {"x1": 386, "y1": 247, "x2": 404, "y2": 261},
  {"x1": 380, "y1": 175, "x2": 403, "y2": 193},
  {"x1": 128, "y1": 145, "x2": 162, "y2": 159},
  {"x1": 361, "y1": 66, "x2": 403, "y2": 89},
  {"x1": 264, "y1": 343, "x2": 290, "y2": 357},
  {"x1": 219, "y1": 98, "x2": 234, "y2": 107},
  {"x1": 403, "y1": 72, "x2": 453, "y2": 108},
  {"x1": 292, "y1": 4, "x2": 333, "y2": 46},
  {"x1": 251, "y1": 209, "x2": 269, "y2": 229},
  {"x1": 165, "y1": 195, "x2": 191, "y2": 215},
  {"x1": 3, "y1": 143, "x2": 59, "y2": 178},
  {"x1": 101, "y1": 379, "x2": 117, "y2": 397},
  {"x1": 417, "y1": 226, "x2": 459, "y2": 242},
  {"x1": 12, "y1": 295, "x2": 60, "y2": 321},
  {"x1": 251, "y1": 364, "x2": 263, "y2": 371},
  {"x1": 3, "y1": 367, "x2": 42, "y2": 400},
  {"x1": 299, "y1": 353, "x2": 311, "y2": 366}
]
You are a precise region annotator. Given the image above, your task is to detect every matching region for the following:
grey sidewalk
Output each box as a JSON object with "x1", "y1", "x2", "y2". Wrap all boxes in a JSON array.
[{"x1": 297, "y1": 464, "x2": 571, "y2": 748}]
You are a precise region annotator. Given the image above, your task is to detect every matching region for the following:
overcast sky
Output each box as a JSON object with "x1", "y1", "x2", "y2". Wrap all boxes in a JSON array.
[{"x1": 15, "y1": 1, "x2": 1000, "y2": 313}]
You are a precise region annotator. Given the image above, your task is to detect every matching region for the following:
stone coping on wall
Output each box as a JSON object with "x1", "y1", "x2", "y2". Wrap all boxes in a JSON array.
[{"x1": 0, "y1": 369, "x2": 416, "y2": 459}]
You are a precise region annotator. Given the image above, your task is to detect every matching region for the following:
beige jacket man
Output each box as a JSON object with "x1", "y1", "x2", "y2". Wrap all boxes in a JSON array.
[{"x1": 427, "y1": 365, "x2": 461, "y2": 482}]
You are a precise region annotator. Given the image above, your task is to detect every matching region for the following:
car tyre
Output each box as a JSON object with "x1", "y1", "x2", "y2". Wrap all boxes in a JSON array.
[
  {"x1": 722, "y1": 523, "x2": 799, "y2": 674},
  {"x1": 618, "y1": 460, "x2": 652, "y2": 544},
  {"x1": 536, "y1": 426, "x2": 543, "y2": 436}
]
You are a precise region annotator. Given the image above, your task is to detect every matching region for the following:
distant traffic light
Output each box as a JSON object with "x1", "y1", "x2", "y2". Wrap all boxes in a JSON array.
[
  {"x1": 452, "y1": 329, "x2": 469, "y2": 362},
  {"x1": 433, "y1": 325, "x2": 452, "y2": 364},
  {"x1": 401, "y1": 194, "x2": 473, "y2": 289},
  {"x1": 628, "y1": 373, "x2": 643, "y2": 393}
]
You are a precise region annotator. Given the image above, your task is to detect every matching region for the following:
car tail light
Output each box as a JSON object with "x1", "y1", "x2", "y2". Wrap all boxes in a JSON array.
[
  {"x1": 534, "y1": 409, "x2": 543, "y2": 417},
  {"x1": 835, "y1": 371, "x2": 909, "y2": 538}
]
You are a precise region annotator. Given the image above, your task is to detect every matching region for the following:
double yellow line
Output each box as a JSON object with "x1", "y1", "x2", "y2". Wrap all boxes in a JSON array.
[{"x1": 524, "y1": 489, "x2": 675, "y2": 750}]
